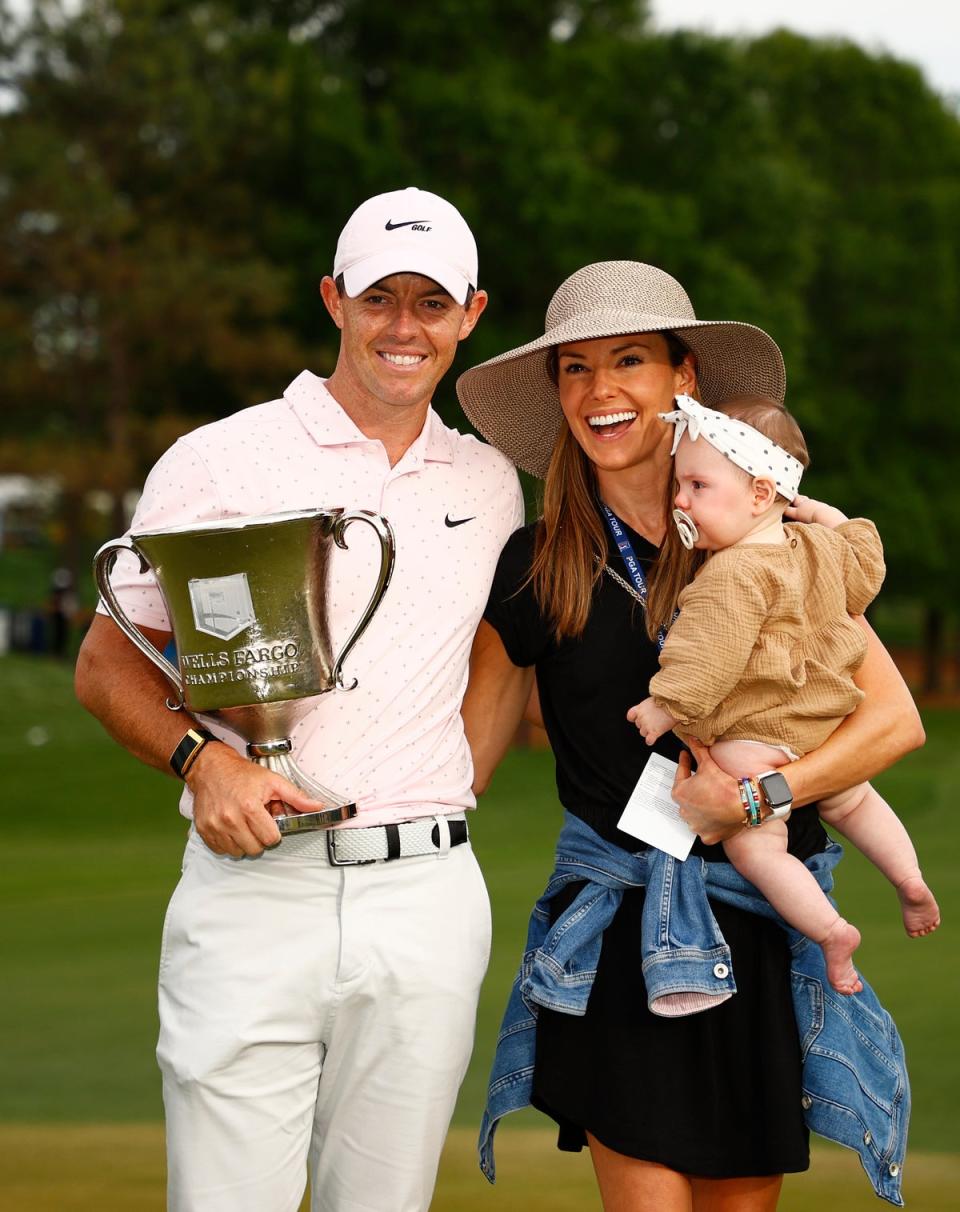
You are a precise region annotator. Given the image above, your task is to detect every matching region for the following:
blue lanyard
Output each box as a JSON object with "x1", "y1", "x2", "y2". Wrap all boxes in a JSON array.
[{"x1": 600, "y1": 503, "x2": 668, "y2": 650}]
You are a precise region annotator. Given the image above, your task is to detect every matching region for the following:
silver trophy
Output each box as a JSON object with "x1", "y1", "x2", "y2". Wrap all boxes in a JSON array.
[{"x1": 94, "y1": 508, "x2": 395, "y2": 835}]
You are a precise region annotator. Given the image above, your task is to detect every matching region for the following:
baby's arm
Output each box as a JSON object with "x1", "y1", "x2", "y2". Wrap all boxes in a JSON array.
[
  {"x1": 786, "y1": 496, "x2": 885, "y2": 613},
  {"x1": 627, "y1": 697, "x2": 678, "y2": 745},
  {"x1": 784, "y1": 493, "x2": 848, "y2": 528}
]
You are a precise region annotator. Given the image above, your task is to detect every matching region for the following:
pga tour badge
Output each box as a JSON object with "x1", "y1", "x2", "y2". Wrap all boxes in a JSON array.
[{"x1": 188, "y1": 572, "x2": 256, "y2": 640}]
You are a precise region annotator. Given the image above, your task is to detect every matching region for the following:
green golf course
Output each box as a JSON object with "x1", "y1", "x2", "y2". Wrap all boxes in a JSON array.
[{"x1": 1, "y1": 654, "x2": 956, "y2": 1209}]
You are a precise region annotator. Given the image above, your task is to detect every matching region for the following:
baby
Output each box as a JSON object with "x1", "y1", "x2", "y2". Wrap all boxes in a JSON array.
[{"x1": 629, "y1": 395, "x2": 939, "y2": 994}]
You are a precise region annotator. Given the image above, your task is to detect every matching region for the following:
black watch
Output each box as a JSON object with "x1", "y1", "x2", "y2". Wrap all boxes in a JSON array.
[
  {"x1": 756, "y1": 769, "x2": 793, "y2": 821},
  {"x1": 170, "y1": 726, "x2": 220, "y2": 780}
]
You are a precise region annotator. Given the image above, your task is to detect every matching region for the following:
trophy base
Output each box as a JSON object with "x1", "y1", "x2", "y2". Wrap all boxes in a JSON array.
[
  {"x1": 249, "y1": 740, "x2": 358, "y2": 836},
  {"x1": 275, "y1": 804, "x2": 357, "y2": 835}
]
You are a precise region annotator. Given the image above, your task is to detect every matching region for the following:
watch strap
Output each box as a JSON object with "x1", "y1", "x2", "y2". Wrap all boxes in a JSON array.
[{"x1": 170, "y1": 726, "x2": 219, "y2": 780}]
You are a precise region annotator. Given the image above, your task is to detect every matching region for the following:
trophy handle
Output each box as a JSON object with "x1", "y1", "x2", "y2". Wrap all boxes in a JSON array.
[
  {"x1": 93, "y1": 537, "x2": 186, "y2": 710},
  {"x1": 329, "y1": 511, "x2": 396, "y2": 691}
]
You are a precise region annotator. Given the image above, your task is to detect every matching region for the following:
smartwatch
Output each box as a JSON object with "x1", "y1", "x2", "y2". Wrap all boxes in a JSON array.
[
  {"x1": 756, "y1": 769, "x2": 793, "y2": 822},
  {"x1": 170, "y1": 726, "x2": 220, "y2": 780}
]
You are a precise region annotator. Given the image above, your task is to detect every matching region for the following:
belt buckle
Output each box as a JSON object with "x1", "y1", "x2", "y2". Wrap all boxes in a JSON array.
[
  {"x1": 325, "y1": 828, "x2": 376, "y2": 867},
  {"x1": 325, "y1": 829, "x2": 350, "y2": 866}
]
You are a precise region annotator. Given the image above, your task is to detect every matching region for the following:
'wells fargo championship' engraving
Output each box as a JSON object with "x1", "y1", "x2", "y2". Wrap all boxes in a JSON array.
[{"x1": 181, "y1": 640, "x2": 302, "y2": 686}]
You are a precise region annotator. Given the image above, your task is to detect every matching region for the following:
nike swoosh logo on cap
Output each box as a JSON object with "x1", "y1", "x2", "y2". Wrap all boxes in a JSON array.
[
  {"x1": 385, "y1": 219, "x2": 429, "y2": 230},
  {"x1": 445, "y1": 514, "x2": 475, "y2": 528}
]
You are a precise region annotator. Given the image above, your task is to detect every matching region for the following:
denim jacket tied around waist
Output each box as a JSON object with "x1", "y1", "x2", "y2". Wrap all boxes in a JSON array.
[{"x1": 480, "y1": 811, "x2": 909, "y2": 1206}]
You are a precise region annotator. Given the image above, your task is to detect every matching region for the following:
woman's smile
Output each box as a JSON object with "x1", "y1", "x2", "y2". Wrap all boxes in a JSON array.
[{"x1": 586, "y1": 409, "x2": 639, "y2": 439}]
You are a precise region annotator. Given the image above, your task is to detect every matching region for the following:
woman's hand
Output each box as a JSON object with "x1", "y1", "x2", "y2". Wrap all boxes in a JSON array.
[{"x1": 672, "y1": 739, "x2": 744, "y2": 844}]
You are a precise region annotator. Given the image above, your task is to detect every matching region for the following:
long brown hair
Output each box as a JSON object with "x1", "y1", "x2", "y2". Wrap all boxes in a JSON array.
[
  {"x1": 529, "y1": 332, "x2": 700, "y2": 641},
  {"x1": 643, "y1": 478, "x2": 705, "y2": 641}
]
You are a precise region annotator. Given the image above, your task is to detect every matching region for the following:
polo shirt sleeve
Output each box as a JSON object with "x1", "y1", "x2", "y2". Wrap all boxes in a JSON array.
[
  {"x1": 483, "y1": 524, "x2": 550, "y2": 668},
  {"x1": 98, "y1": 437, "x2": 224, "y2": 630},
  {"x1": 508, "y1": 475, "x2": 525, "y2": 533}
]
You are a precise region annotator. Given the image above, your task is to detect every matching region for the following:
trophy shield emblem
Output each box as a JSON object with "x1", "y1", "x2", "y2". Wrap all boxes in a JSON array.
[{"x1": 189, "y1": 573, "x2": 256, "y2": 641}]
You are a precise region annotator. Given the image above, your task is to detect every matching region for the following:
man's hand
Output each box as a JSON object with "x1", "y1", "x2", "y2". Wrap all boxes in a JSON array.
[
  {"x1": 186, "y1": 743, "x2": 333, "y2": 858},
  {"x1": 626, "y1": 697, "x2": 676, "y2": 745},
  {"x1": 671, "y1": 739, "x2": 744, "y2": 845}
]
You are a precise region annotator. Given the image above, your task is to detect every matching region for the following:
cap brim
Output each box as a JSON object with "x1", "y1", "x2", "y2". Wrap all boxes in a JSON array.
[{"x1": 341, "y1": 252, "x2": 473, "y2": 305}]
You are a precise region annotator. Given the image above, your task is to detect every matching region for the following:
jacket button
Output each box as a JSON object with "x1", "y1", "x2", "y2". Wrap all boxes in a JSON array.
[
  {"x1": 888, "y1": 1163, "x2": 900, "y2": 1177},
  {"x1": 863, "y1": 1131, "x2": 872, "y2": 1145},
  {"x1": 713, "y1": 962, "x2": 729, "y2": 979},
  {"x1": 800, "y1": 1095, "x2": 812, "y2": 1110}
]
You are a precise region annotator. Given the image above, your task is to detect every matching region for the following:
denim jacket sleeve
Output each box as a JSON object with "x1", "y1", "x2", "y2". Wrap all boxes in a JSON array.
[{"x1": 479, "y1": 814, "x2": 908, "y2": 1205}]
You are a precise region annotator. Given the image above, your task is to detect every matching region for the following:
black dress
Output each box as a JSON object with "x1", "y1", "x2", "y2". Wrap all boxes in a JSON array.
[{"x1": 484, "y1": 519, "x2": 828, "y2": 1178}]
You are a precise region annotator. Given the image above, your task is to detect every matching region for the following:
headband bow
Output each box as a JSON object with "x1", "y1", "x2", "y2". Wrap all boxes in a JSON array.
[{"x1": 658, "y1": 395, "x2": 803, "y2": 502}]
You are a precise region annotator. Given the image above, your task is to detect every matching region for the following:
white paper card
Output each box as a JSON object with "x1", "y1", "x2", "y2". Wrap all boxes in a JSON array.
[{"x1": 617, "y1": 753, "x2": 696, "y2": 861}]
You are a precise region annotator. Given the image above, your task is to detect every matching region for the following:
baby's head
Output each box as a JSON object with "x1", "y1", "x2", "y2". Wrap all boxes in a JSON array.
[{"x1": 669, "y1": 395, "x2": 809, "y2": 552}]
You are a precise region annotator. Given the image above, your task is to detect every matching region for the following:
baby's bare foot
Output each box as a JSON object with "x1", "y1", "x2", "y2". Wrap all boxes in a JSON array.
[
  {"x1": 820, "y1": 918, "x2": 863, "y2": 995},
  {"x1": 897, "y1": 875, "x2": 941, "y2": 936}
]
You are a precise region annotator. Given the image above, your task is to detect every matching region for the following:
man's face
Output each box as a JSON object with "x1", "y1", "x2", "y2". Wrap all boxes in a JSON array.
[{"x1": 321, "y1": 273, "x2": 487, "y2": 416}]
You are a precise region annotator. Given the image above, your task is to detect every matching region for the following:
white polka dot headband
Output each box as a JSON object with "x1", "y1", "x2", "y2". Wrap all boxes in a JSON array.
[{"x1": 658, "y1": 395, "x2": 803, "y2": 502}]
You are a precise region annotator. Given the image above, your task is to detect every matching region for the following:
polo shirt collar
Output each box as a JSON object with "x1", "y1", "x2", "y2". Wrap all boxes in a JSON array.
[{"x1": 284, "y1": 370, "x2": 455, "y2": 465}]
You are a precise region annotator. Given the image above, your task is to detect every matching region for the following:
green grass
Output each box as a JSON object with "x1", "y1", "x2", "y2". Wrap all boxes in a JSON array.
[
  {"x1": 2, "y1": 1126, "x2": 958, "y2": 1212},
  {"x1": 1, "y1": 653, "x2": 957, "y2": 1165}
]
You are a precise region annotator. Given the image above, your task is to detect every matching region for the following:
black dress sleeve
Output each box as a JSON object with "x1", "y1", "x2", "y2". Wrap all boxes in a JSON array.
[{"x1": 483, "y1": 523, "x2": 552, "y2": 669}]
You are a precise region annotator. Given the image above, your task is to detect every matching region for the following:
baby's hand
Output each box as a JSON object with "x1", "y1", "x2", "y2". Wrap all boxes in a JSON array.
[
  {"x1": 784, "y1": 493, "x2": 848, "y2": 528},
  {"x1": 626, "y1": 697, "x2": 676, "y2": 745}
]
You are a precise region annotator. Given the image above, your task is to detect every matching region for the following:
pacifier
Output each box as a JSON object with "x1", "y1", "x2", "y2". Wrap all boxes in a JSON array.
[{"x1": 672, "y1": 508, "x2": 699, "y2": 550}]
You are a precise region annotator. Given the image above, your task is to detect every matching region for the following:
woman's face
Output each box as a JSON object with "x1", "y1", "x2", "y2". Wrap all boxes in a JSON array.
[{"x1": 556, "y1": 333, "x2": 696, "y2": 474}]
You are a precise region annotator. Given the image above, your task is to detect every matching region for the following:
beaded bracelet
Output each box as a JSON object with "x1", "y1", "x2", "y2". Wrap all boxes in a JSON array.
[{"x1": 738, "y1": 776, "x2": 763, "y2": 828}]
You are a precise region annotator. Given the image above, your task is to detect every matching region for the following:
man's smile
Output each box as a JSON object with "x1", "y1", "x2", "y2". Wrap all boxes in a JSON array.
[{"x1": 378, "y1": 351, "x2": 428, "y2": 367}]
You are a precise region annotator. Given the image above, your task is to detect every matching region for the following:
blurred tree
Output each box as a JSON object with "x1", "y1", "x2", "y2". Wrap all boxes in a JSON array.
[
  {"x1": 0, "y1": 0, "x2": 315, "y2": 548},
  {"x1": 1, "y1": 2, "x2": 958, "y2": 683},
  {"x1": 743, "y1": 32, "x2": 960, "y2": 686}
]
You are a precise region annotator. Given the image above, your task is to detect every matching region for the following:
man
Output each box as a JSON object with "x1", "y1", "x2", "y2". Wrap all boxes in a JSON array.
[{"x1": 75, "y1": 186, "x2": 524, "y2": 1212}]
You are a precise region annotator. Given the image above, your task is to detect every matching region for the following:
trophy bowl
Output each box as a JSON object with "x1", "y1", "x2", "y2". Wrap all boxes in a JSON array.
[{"x1": 94, "y1": 507, "x2": 395, "y2": 835}]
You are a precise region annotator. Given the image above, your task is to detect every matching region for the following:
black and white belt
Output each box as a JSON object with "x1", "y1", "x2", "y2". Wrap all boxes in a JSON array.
[{"x1": 282, "y1": 813, "x2": 469, "y2": 865}]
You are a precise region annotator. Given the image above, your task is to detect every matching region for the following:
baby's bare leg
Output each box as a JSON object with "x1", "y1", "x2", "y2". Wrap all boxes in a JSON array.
[
  {"x1": 820, "y1": 784, "x2": 940, "y2": 937},
  {"x1": 713, "y1": 741, "x2": 862, "y2": 995},
  {"x1": 723, "y1": 822, "x2": 862, "y2": 995}
]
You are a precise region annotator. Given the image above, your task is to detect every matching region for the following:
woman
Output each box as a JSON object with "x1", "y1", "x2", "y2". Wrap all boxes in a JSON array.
[{"x1": 457, "y1": 261, "x2": 922, "y2": 1211}]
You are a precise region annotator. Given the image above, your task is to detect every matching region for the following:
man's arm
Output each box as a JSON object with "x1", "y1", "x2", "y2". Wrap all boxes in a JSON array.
[
  {"x1": 75, "y1": 614, "x2": 331, "y2": 857},
  {"x1": 461, "y1": 619, "x2": 535, "y2": 795},
  {"x1": 673, "y1": 616, "x2": 925, "y2": 844}
]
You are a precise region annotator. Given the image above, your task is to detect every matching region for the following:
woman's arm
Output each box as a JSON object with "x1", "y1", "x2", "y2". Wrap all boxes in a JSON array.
[
  {"x1": 788, "y1": 615, "x2": 925, "y2": 803},
  {"x1": 673, "y1": 616, "x2": 925, "y2": 844},
  {"x1": 462, "y1": 619, "x2": 535, "y2": 795}
]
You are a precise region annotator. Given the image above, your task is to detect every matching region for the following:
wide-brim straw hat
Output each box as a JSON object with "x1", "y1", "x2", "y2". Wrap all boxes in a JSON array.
[{"x1": 457, "y1": 260, "x2": 785, "y2": 478}]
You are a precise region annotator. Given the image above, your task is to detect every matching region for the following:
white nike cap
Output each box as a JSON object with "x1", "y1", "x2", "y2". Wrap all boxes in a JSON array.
[{"x1": 333, "y1": 187, "x2": 478, "y2": 304}]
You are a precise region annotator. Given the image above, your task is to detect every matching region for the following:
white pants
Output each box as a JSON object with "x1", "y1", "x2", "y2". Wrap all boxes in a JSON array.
[{"x1": 157, "y1": 827, "x2": 492, "y2": 1212}]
